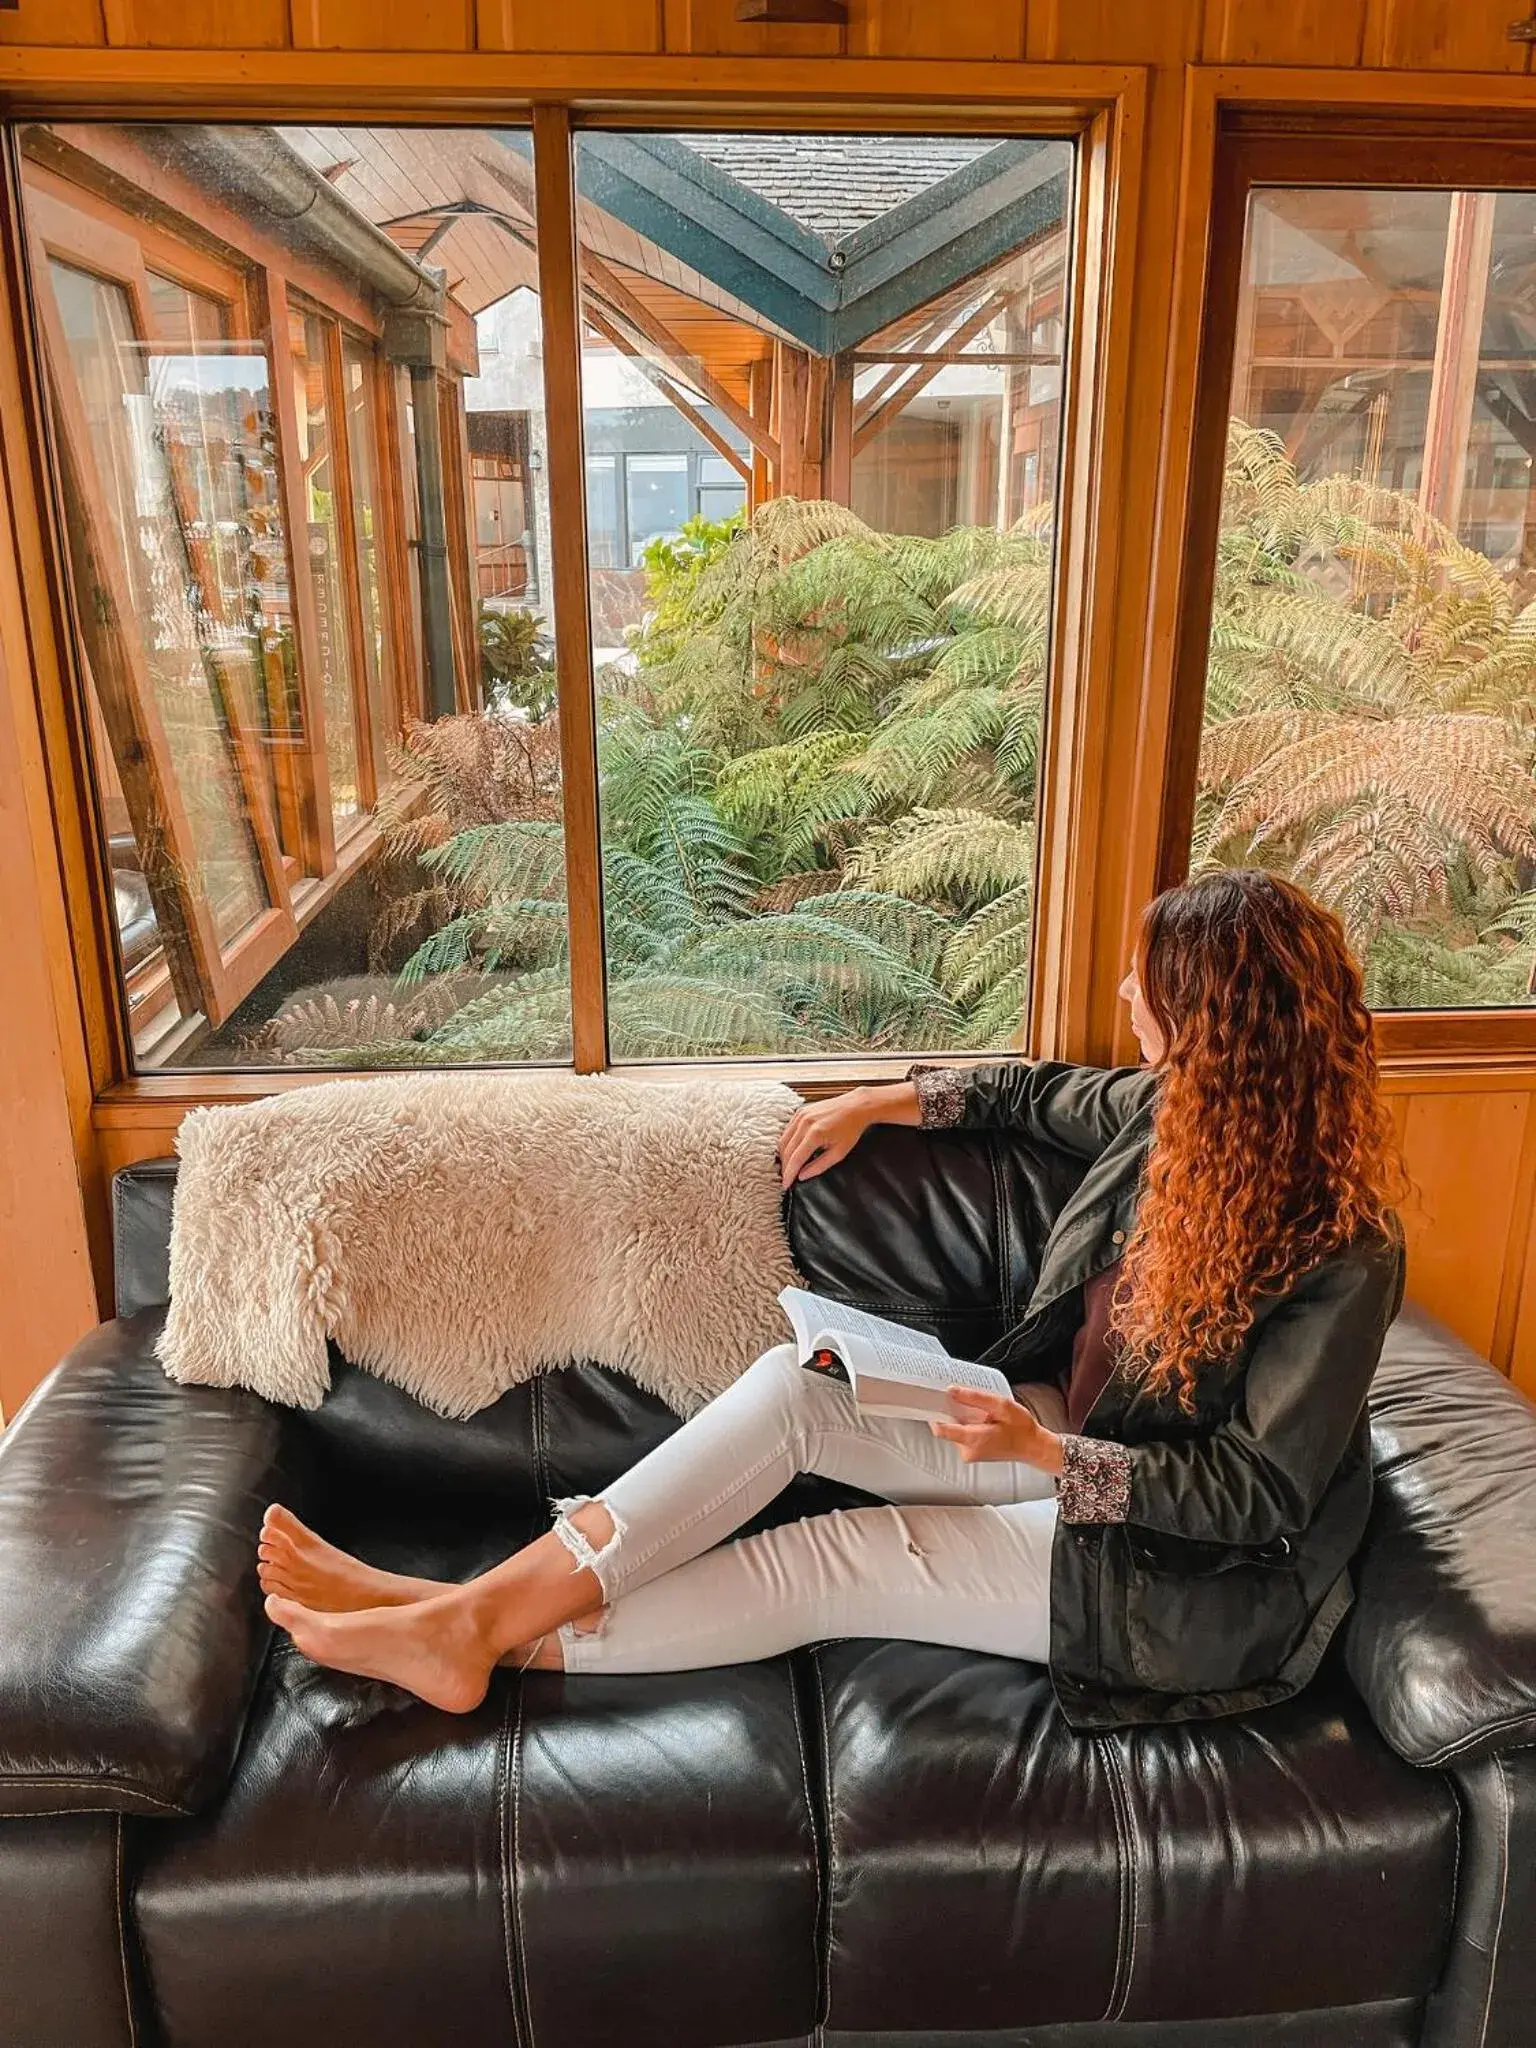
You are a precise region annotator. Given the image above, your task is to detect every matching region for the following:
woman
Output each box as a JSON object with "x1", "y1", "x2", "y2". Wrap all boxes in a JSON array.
[{"x1": 260, "y1": 869, "x2": 1406, "y2": 1730}]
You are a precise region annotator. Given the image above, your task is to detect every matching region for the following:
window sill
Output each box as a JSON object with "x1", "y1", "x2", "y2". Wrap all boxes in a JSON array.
[{"x1": 88, "y1": 1029, "x2": 1536, "y2": 1128}]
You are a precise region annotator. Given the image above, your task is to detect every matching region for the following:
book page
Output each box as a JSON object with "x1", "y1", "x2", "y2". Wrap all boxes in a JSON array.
[
  {"x1": 854, "y1": 1346, "x2": 1013, "y2": 1399},
  {"x1": 779, "y1": 1286, "x2": 945, "y2": 1366}
]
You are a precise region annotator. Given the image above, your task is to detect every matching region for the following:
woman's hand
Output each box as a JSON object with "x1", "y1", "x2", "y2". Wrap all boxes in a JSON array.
[
  {"x1": 930, "y1": 1388, "x2": 1066, "y2": 1474},
  {"x1": 778, "y1": 1089, "x2": 878, "y2": 1188}
]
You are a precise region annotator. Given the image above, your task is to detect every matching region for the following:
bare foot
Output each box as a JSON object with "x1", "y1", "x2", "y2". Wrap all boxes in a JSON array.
[
  {"x1": 265, "y1": 1592, "x2": 495, "y2": 1714},
  {"x1": 258, "y1": 1504, "x2": 447, "y2": 1613}
]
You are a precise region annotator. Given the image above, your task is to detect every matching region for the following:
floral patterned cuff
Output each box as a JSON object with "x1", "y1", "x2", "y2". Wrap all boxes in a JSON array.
[
  {"x1": 907, "y1": 1063, "x2": 967, "y2": 1129},
  {"x1": 1055, "y1": 1434, "x2": 1133, "y2": 1524}
]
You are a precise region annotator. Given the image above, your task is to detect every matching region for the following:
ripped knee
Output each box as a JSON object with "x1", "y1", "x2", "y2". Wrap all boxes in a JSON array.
[{"x1": 550, "y1": 1495, "x2": 624, "y2": 1588}]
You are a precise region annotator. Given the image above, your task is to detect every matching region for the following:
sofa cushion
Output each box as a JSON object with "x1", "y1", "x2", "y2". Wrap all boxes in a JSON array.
[
  {"x1": 0, "y1": 1815, "x2": 139, "y2": 2048},
  {"x1": 0, "y1": 1313, "x2": 301, "y2": 1819},
  {"x1": 808, "y1": 1640, "x2": 1458, "y2": 2035},
  {"x1": 133, "y1": 1642, "x2": 819, "y2": 2048},
  {"x1": 784, "y1": 1121, "x2": 1083, "y2": 1359},
  {"x1": 1348, "y1": 1304, "x2": 1536, "y2": 1767},
  {"x1": 112, "y1": 1156, "x2": 176, "y2": 1317}
]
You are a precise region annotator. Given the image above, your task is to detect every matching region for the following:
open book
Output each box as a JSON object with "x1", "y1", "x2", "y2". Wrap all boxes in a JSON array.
[{"x1": 779, "y1": 1285, "x2": 1014, "y2": 1422}]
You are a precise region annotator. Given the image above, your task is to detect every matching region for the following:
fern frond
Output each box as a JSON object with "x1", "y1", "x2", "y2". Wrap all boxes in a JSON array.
[{"x1": 846, "y1": 808, "x2": 1034, "y2": 901}]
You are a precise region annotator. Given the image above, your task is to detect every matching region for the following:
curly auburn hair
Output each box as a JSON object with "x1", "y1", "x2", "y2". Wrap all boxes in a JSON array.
[{"x1": 1110, "y1": 869, "x2": 1406, "y2": 1409}]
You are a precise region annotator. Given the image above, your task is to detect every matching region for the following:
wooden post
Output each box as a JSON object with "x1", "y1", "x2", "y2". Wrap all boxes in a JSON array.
[
  {"x1": 748, "y1": 356, "x2": 774, "y2": 510},
  {"x1": 533, "y1": 103, "x2": 608, "y2": 1073},
  {"x1": 1420, "y1": 190, "x2": 1497, "y2": 534},
  {"x1": 774, "y1": 343, "x2": 812, "y2": 499},
  {"x1": 826, "y1": 353, "x2": 854, "y2": 506},
  {"x1": 802, "y1": 354, "x2": 828, "y2": 500}
]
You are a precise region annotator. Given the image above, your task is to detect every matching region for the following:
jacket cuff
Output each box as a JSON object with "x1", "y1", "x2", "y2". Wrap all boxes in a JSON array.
[
  {"x1": 907, "y1": 1063, "x2": 967, "y2": 1129},
  {"x1": 1056, "y1": 1434, "x2": 1132, "y2": 1523}
]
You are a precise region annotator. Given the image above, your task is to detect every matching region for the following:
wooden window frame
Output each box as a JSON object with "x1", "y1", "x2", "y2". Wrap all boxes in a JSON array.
[
  {"x1": 1162, "y1": 108, "x2": 1536, "y2": 1064},
  {"x1": 0, "y1": 60, "x2": 1148, "y2": 1110},
  {"x1": 284, "y1": 291, "x2": 394, "y2": 827},
  {"x1": 22, "y1": 167, "x2": 300, "y2": 1031},
  {"x1": 16, "y1": 128, "x2": 427, "y2": 1061}
]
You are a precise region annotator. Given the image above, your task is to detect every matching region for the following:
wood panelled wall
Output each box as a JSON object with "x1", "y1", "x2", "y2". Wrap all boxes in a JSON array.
[
  {"x1": 3, "y1": 0, "x2": 1536, "y2": 1418},
  {"x1": 2, "y1": 0, "x2": 1534, "y2": 67}
]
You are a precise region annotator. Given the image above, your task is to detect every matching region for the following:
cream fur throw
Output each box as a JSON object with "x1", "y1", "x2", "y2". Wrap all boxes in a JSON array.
[{"x1": 156, "y1": 1073, "x2": 802, "y2": 1417}]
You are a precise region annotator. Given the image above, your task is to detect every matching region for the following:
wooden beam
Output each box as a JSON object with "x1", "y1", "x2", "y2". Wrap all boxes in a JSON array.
[
  {"x1": 801, "y1": 352, "x2": 828, "y2": 500},
  {"x1": 583, "y1": 301, "x2": 750, "y2": 480},
  {"x1": 579, "y1": 247, "x2": 780, "y2": 468},
  {"x1": 748, "y1": 356, "x2": 774, "y2": 510},
  {"x1": 826, "y1": 352, "x2": 854, "y2": 504},
  {"x1": 773, "y1": 341, "x2": 808, "y2": 498},
  {"x1": 533, "y1": 102, "x2": 607, "y2": 1075},
  {"x1": 1420, "y1": 190, "x2": 1498, "y2": 533}
]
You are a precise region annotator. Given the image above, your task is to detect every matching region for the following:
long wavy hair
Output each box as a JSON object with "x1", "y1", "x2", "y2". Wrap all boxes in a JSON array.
[{"x1": 1110, "y1": 870, "x2": 1406, "y2": 1409}]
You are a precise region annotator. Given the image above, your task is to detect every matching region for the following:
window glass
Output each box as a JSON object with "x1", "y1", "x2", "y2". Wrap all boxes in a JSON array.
[
  {"x1": 625, "y1": 453, "x2": 691, "y2": 563},
  {"x1": 24, "y1": 122, "x2": 567, "y2": 1068},
  {"x1": 576, "y1": 130, "x2": 1074, "y2": 1057},
  {"x1": 47, "y1": 257, "x2": 269, "y2": 956},
  {"x1": 1192, "y1": 185, "x2": 1536, "y2": 1010},
  {"x1": 343, "y1": 336, "x2": 393, "y2": 784},
  {"x1": 145, "y1": 270, "x2": 227, "y2": 349},
  {"x1": 290, "y1": 306, "x2": 362, "y2": 833}
]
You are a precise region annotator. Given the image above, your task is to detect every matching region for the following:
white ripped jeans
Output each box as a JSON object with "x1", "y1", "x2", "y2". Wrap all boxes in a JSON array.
[{"x1": 551, "y1": 1342, "x2": 1062, "y2": 1673}]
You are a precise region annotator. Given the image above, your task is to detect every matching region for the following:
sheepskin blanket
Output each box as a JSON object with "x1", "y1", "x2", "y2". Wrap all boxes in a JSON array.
[{"x1": 156, "y1": 1073, "x2": 802, "y2": 1417}]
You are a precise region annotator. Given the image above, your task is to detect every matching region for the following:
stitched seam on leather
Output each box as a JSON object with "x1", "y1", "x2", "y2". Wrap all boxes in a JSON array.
[
  {"x1": 114, "y1": 1813, "x2": 139, "y2": 2048},
  {"x1": 1444, "y1": 1774, "x2": 1463, "y2": 1949},
  {"x1": 509, "y1": 1677, "x2": 539, "y2": 2048},
  {"x1": 1419, "y1": 1708, "x2": 1536, "y2": 1770},
  {"x1": 783, "y1": 1300, "x2": 995, "y2": 1324},
  {"x1": 1476, "y1": 1757, "x2": 1511, "y2": 2048},
  {"x1": 531, "y1": 1375, "x2": 551, "y2": 1510},
  {"x1": 787, "y1": 1661, "x2": 825, "y2": 2045},
  {"x1": 1097, "y1": 1734, "x2": 1132, "y2": 2022},
  {"x1": 0, "y1": 1805, "x2": 152, "y2": 1818},
  {"x1": 809, "y1": 1646, "x2": 834, "y2": 2043},
  {"x1": 495, "y1": 1681, "x2": 523, "y2": 2048},
  {"x1": 112, "y1": 1177, "x2": 126, "y2": 1314},
  {"x1": 0, "y1": 1778, "x2": 191, "y2": 1817},
  {"x1": 1106, "y1": 1741, "x2": 1139, "y2": 2020},
  {"x1": 988, "y1": 1139, "x2": 1010, "y2": 1325}
]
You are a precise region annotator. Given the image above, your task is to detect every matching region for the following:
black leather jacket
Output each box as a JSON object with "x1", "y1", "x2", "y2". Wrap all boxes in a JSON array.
[{"x1": 912, "y1": 1059, "x2": 1406, "y2": 1732}]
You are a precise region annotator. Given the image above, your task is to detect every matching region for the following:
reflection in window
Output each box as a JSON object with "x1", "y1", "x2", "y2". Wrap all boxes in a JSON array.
[
  {"x1": 585, "y1": 455, "x2": 619, "y2": 569},
  {"x1": 343, "y1": 336, "x2": 393, "y2": 782},
  {"x1": 28, "y1": 122, "x2": 572, "y2": 1069},
  {"x1": 625, "y1": 453, "x2": 690, "y2": 563},
  {"x1": 1193, "y1": 185, "x2": 1536, "y2": 1010},
  {"x1": 577, "y1": 130, "x2": 1073, "y2": 1057},
  {"x1": 290, "y1": 306, "x2": 362, "y2": 831},
  {"x1": 48, "y1": 258, "x2": 269, "y2": 953}
]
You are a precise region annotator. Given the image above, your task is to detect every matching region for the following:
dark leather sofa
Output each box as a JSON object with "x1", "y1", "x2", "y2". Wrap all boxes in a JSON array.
[{"x1": 2, "y1": 1125, "x2": 1535, "y2": 2048}]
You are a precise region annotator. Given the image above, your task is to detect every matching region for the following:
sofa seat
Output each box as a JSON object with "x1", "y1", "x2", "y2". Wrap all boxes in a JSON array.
[
  {"x1": 131, "y1": 1639, "x2": 821, "y2": 2048},
  {"x1": 809, "y1": 1639, "x2": 1459, "y2": 2038}
]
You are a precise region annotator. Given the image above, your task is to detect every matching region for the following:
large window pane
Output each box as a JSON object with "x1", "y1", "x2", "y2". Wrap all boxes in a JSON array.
[
  {"x1": 290, "y1": 306, "x2": 363, "y2": 833},
  {"x1": 576, "y1": 130, "x2": 1074, "y2": 1058},
  {"x1": 342, "y1": 335, "x2": 394, "y2": 782},
  {"x1": 1193, "y1": 184, "x2": 1536, "y2": 1010},
  {"x1": 24, "y1": 121, "x2": 567, "y2": 1068},
  {"x1": 47, "y1": 257, "x2": 270, "y2": 955}
]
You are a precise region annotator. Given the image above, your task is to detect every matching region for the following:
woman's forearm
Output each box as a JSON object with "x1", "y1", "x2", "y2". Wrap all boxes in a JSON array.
[{"x1": 855, "y1": 1079, "x2": 923, "y2": 1128}]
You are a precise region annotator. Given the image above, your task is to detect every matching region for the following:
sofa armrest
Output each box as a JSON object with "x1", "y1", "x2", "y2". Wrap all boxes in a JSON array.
[
  {"x1": 1344, "y1": 1303, "x2": 1536, "y2": 1768},
  {"x1": 0, "y1": 1309, "x2": 306, "y2": 1818}
]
